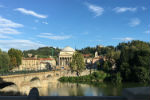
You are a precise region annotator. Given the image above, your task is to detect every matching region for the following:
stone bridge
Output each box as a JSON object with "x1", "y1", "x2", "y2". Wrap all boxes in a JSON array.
[
  {"x1": 0, "y1": 71, "x2": 64, "y2": 85},
  {"x1": 0, "y1": 71, "x2": 66, "y2": 95},
  {"x1": 0, "y1": 70, "x2": 91, "y2": 95}
]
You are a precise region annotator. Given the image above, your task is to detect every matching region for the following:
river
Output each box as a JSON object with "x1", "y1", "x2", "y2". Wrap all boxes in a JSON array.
[{"x1": 37, "y1": 82, "x2": 148, "y2": 96}]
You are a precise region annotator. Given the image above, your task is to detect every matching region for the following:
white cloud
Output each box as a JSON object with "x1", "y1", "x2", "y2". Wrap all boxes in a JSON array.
[
  {"x1": 122, "y1": 37, "x2": 133, "y2": 41},
  {"x1": 42, "y1": 21, "x2": 48, "y2": 24},
  {"x1": 144, "y1": 30, "x2": 150, "y2": 34},
  {"x1": 0, "y1": 34, "x2": 11, "y2": 39},
  {"x1": 0, "y1": 17, "x2": 23, "y2": 35},
  {"x1": 129, "y1": 18, "x2": 140, "y2": 27},
  {"x1": 0, "y1": 16, "x2": 23, "y2": 28},
  {"x1": 85, "y1": 3, "x2": 104, "y2": 17},
  {"x1": 15, "y1": 8, "x2": 47, "y2": 18},
  {"x1": 0, "y1": 28, "x2": 20, "y2": 34},
  {"x1": 38, "y1": 35, "x2": 71, "y2": 40},
  {"x1": 113, "y1": 37, "x2": 134, "y2": 41},
  {"x1": 141, "y1": 7, "x2": 147, "y2": 11},
  {"x1": 113, "y1": 7, "x2": 137, "y2": 13},
  {"x1": 0, "y1": 5, "x2": 4, "y2": 8},
  {"x1": 37, "y1": 33, "x2": 71, "y2": 40},
  {"x1": 0, "y1": 39, "x2": 45, "y2": 51},
  {"x1": 40, "y1": 33, "x2": 53, "y2": 35}
]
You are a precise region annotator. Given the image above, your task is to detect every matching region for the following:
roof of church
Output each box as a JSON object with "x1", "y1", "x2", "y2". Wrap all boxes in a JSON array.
[{"x1": 62, "y1": 46, "x2": 75, "y2": 52}]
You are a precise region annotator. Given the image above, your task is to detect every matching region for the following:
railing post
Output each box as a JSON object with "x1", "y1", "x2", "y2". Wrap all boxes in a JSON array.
[{"x1": 28, "y1": 87, "x2": 39, "y2": 100}]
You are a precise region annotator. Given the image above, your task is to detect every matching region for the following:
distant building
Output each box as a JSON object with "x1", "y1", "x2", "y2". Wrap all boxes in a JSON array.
[
  {"x1": 95, "y1": 51, "x2": 98, "y2": 57},
  {"x1": 97, "y1": 45, "x2": 104, "y2": 48},
  {"x1": 19, "y1": 58, "x2": 40, "y2": 70},
  {"x1": 58, "y1": 46, "x2": 75, "y2": 68},
  {"x1": 12, "y1": 56, "x2": 56, "y2": 71},
  {"x1": 83, "y1": 54, "x2": 92, "y2": 64}
]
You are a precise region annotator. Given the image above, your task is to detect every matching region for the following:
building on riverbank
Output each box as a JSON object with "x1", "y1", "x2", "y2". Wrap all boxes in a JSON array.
[
  {"x1": 58, "y1": 46, "x2": 75, "y2": 70},
  {"x1": 12, "y1": 56, "x2": 56, "y2": 71}
]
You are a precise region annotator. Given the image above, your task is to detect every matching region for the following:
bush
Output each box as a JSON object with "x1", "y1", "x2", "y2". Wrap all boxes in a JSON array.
[
  {"x1": 133, "y1": 67, "x2": 150, "y2": 83},
  {"x1": 104, "y1": 72, "x2": 122, "y2": 84},
  {"x1": 59, "y1": 71, "x2": 107, "y2": 83}
]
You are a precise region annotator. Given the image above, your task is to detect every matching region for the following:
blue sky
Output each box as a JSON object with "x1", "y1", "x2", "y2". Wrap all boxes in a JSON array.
[{"x1": 0, "y1": 0, "x2": 150, "y2": 50}]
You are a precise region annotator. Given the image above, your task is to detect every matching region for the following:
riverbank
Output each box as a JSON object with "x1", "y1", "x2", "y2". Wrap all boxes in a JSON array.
[
  {"x1": 58, "y1": 70, "x2": 149, "y2": 85},
  {"x1": 59, "y1": 71, "x2": 107, "y2": 83}
]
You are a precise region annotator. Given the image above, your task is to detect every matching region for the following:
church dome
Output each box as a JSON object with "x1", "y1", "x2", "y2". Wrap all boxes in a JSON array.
[{"x1": 62, "y1": 46, "x2": 75, "y2": 52}]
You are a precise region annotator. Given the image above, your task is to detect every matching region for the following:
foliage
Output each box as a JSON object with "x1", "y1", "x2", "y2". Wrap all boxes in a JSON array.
[
  {"x1": 117, "y1": 40, "x2": 150, "y2": 83},
  {"x1": 77, "y1": 47, "x2": 96, "y2": 57},
  {"x1": 23, "y1": 47, "x2": 61, "y2": 58},
  {"x1": 133, "y1": 67, "x2": 150, "y2": 83},
  {"x1": 59, "y1": 71, "x2": 107, "y2": 83},
  {"x1": 0, "y1": 40, "x2": 149, "y2": 84},
  {"x1": 77, "y1": 45, "x2": 116, "y2": 57},
  {"x1": 104, "y1": 72, "x2": 122, "y2": 84},
  {"x1": 102, "y1": 61, "x2": 112, "y2": 72},
  {"x1": 8, "y1": 48, "x2": 22, "y2": 68},
  {"x1": 0, "y1": 51, "x2": 10, "y2": 72},
  {"x1": 70, "y1": 52, "x2": 85, "y2": 76}
]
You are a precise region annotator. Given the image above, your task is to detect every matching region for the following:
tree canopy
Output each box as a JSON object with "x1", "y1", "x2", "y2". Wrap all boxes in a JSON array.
[
  {"x1": 23, "y1": 47, "x2": 61, "y2": 58},
  {"x1": 0, "y1": 51, "x2": 10, "y2": 72},
  {"x1": 70, "y1": 52, "x2": 85, "y2": 76},
  {"x1": 8, "y1": 48, "x2": 23, "y2": 68}
]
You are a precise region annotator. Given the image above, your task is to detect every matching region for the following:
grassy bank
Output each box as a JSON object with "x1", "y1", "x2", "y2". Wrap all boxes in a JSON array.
[
  {"x1": 59, "y1": 70, "x2": 123, "y2": 84},
  {"x1": 59, "y1": 71, "x2": 107, "y2": 83}
]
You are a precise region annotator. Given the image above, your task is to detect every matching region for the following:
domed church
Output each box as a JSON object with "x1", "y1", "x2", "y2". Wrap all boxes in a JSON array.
[{"x1": 59, "y1": 46, "x2": 75, "y2": 67}]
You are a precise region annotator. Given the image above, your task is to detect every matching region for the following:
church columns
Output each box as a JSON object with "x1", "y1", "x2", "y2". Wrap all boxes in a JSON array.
[
  {"x1": 63, "y1": 57, "x2": 65, "y2": 66},
  {"x1": 59, "y1": 56, "x2": 72, "y2": 67},
  {"x1": 59, "y1": 57, "x2": 60, "y2": 66},
  {"x1": 67, "y1": 58, "x2": 69, "y2": 65},
  {"x1": 62, "y1": 58, "x2": 64, "y2": 66}
]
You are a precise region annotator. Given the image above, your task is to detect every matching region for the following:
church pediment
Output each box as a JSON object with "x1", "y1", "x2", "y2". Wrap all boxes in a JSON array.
[{"x1": 59, "y1": 52, "x2": 74, "y2": 56}]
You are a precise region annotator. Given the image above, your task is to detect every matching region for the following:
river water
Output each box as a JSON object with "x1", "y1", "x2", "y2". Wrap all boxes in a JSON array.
[{"x1": 37, "y1": 82, "x2": 148, "y2": 96}]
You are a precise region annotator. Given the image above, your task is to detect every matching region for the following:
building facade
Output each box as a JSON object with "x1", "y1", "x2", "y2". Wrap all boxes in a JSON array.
[
  {"x1": 12, "y1": 57, "x2": 56, "y2": 71},
  {"x1": 58, "y1": 46, "x2": 75, "y2": 67}
]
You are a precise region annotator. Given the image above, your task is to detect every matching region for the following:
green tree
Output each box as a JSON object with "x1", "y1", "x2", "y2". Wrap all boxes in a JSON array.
[
  {"x1": 70, "y1": 52, "x2": 85, "y2": 76},
  {"x1": 117, "y1": 40, "x2": 150, "y2": 83},
  {"x1": 103, "y1": 61, "x2": 112, "y2": 72},
  {"x1": 0, "y1": 51, "x2": 10, "y2": 72},
  {"x1": 120, "y1": 62, "x2": 131, "y2": 81},
  {"x1": 8, "y1": 48, "x2": 22, "y2": 68},
  {"x1": 23, "y1": 47, "x2": 61, "y2": 58},
  {"x1": 110, "y1": 72, "x2": 122, "y2": 84},
  {"x1": 133, "y1": 67, "x2": 150, "y2": 83}
]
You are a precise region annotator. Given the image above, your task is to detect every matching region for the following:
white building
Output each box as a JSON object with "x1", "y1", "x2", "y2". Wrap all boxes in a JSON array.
[{"x1": 58, "y1": 46, "x2": 75, "y2": 67}]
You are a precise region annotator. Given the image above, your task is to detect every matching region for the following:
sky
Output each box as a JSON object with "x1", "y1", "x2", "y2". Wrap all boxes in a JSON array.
[{"x1": 0, "y1": 0, "x2": 150, "y2": 51}]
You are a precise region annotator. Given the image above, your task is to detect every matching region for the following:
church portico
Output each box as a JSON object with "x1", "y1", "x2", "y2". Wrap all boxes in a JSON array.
[
  {"x1": 58, "y1": 46, "x2": 75, "y2": 67},
  {"x1": 59, "y1": 56, "x2": 72, "y2": 66}
]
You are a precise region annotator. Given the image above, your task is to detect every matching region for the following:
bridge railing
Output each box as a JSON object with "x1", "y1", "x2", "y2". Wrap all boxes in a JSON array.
[
  {"x1": 0, "y1": 69, "x2": 52, "y2": 76},
  {"x1": 0, "y1": 96, "x2": 127, "y2": 100}
]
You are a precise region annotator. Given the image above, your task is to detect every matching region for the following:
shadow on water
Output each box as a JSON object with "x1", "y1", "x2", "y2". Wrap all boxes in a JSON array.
[{"x1": 0, "y1": 77, "x2": 27, "y2": 96}]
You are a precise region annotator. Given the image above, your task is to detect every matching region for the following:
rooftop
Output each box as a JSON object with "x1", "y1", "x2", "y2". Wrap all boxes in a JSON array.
[{"x1": 62, "y1": 46, "x2": 75, "y2": 52}]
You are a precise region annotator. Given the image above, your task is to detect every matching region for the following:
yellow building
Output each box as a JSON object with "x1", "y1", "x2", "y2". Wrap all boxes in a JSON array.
[
  {"x1": 20, "y1": 58, "x2": 40, "y2": 70},
  {"x1": 13, "y1": 58, "x2": 56, "y2": 71}
]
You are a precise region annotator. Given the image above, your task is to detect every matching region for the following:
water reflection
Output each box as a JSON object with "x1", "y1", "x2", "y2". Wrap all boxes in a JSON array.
[
  {"x1": 38, "y1": 82, "x2": 103, "y2": 96},
  {"x1": 37, "y1": 81, "x2": 149, "y2": 96},
  {"x1": 37, "y1": 82, "x2": 118, "y2": 96},
  {"x1": 1, "y1": 78, "x2": 148, "y2": 96}
]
